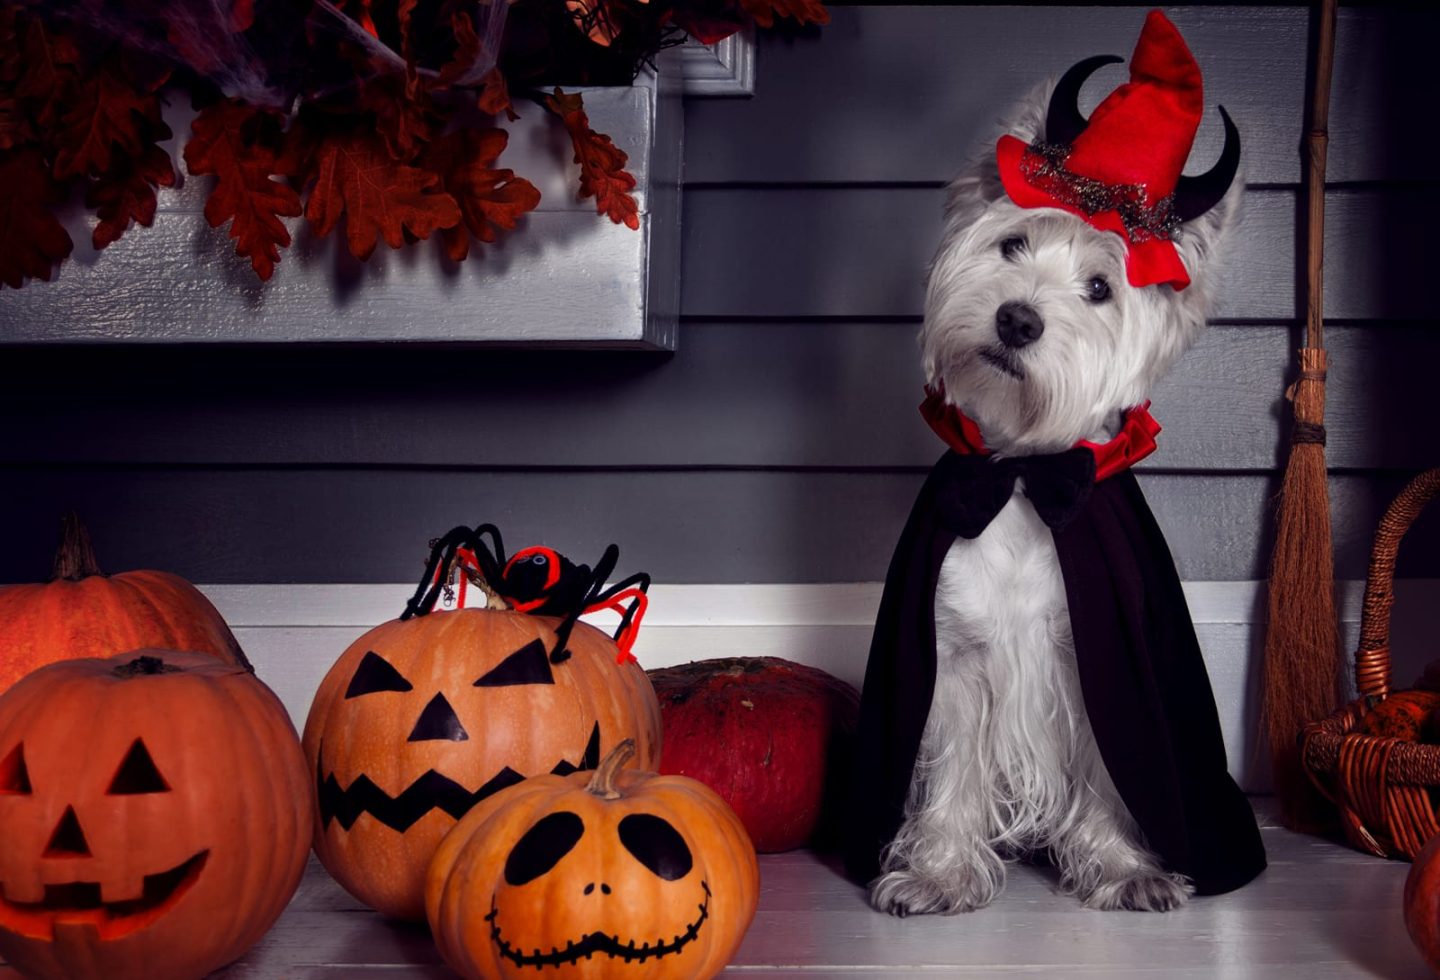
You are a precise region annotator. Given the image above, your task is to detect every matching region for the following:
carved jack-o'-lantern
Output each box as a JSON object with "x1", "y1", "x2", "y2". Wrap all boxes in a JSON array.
[
  {"x1": 0, "y1": 651, "x2": 312, "y2": 980},
  {"x1": 427, "y1": 740, "x2": 759, "y2": 980},
  {"x1": 303, "y1": 606, "x2": 662, "y2": 921}
]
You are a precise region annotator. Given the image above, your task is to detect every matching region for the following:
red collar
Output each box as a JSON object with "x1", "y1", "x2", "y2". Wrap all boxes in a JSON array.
[{"x1": 919, "y1": 385, "x2": 1161, "y2": 482}]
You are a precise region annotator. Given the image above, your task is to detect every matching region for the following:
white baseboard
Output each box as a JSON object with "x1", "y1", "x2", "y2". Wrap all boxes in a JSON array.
[{"x1": 203, "y1": 579, "x2": 1440, "y2": 795}]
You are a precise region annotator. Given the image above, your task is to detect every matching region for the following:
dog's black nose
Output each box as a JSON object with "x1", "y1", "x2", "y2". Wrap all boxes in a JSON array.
[{"x1": 995, "y1": 301, "x2": 1045, "y2": 349}]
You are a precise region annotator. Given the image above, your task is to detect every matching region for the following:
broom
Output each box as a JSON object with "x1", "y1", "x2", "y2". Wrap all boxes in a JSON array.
[{"x1": 1262, "y1": 0, "x2": 1342, "y2": 833}]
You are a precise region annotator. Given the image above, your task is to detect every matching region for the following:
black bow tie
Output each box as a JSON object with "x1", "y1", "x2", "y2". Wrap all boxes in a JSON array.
[{"x1": 931, "y1": 448, "x2": 1097, "y2": 539}]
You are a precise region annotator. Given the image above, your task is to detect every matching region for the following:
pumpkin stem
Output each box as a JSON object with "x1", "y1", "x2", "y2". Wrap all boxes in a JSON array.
[
  {"x1": 585, "y1": 739, "x2": 637, "y2": 800},
  {"x1": 113, "y1": 655, "x2": 182, "y2": 677},
  {"x1": 51, "y1": 513, "x2": 103, "y2": 581}
]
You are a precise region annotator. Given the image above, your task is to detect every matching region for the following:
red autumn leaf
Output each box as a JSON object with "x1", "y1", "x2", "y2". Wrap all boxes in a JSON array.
[
  {"x1": 0, "y1": 147, "x2": 73, "y2": 287},
  {"x1": 738, "y1": 0, "x2": 828, "y2": 30},
  {"x1": 53, "y1": 57, "x2": 168, "y2": 181},
  {"x1": 304, "y1": 129, "x2": 460, "y2": 260},
  {"x1": 434, "y1": 11, "x2": 486, "y2": 90},
  {"x1": 670, "y1": 10, "x2": 745, "y2": 46},
  {"x1": 88, "y1": 141, "x2": 175, "y2": 249},
  {"x1": 230, "y1": 0, "x2": 256, "y2": 32},
  {"x1": 184, "y1": 100, "x2": 303, "y2": 281},
  {"x1": 13, "y1": 14, "x2": 79, "y2": 131},
  {"x1": 420, "y1": 128, "x2": 540, "y2": 262},
  {"x1": 545, "y1": 88, "x2": 639, "y2": 231},
  {"x1": 475, "y1": 66, "x2": 517, "y2": 120},
  {"x1": 361, "y1": 73, "x2": 439, "y2": 160},
  {"x1": 0, "y1": 90, "x2": 32, "y2": 150}
]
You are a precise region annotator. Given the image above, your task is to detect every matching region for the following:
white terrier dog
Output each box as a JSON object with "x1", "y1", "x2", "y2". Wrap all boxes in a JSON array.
[{"x1": 847, "y1": 11, "x2": 1266, "y2": 915}]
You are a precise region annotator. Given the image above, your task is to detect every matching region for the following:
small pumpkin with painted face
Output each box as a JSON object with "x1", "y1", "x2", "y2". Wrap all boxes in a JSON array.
[
  {"x1": 427, "y1": 740, "x2": 759, "y2": 980},
  {"x1": 0, "y1": 650, "x2": 311, "y2": 980},
  {"x1": 304, "y1": 605, "x2": 661, "y2": 921}
]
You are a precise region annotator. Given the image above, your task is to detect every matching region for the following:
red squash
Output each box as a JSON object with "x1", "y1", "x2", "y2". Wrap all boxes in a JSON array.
[
  {"x1": 1405, "y1": 832, "x2": 1440, "y2": 973},
  {"x1": 1356, "y1": 690, "x2": 1440, "y2": 742},
  {"x1": 647, "y1": 657, "x2": 858, "y2": 852},
  {"x1": 0, "y1": 516, "x2": 248, "y2": 692}
]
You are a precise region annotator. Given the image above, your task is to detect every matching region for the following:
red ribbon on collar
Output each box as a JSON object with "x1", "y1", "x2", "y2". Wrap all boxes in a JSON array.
[{"x1": 919, "y1": 385, "x2": 1161, "y2": 482}]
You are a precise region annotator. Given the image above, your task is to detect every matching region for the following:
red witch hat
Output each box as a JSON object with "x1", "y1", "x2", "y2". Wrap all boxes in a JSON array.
[{"x1": 995, "y1": 10, "x2": 1240, "y2": 290}]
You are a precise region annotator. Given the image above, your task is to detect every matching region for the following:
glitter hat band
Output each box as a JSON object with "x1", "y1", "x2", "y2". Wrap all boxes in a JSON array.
[{"x1": 995, "y1": 10, "x2": 1241, "y2": 290}]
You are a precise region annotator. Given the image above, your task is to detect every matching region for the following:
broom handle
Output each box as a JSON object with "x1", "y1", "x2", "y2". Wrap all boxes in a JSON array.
[{"x1": 1304, "y1": 0, "x2": 1336, "y2": 350}]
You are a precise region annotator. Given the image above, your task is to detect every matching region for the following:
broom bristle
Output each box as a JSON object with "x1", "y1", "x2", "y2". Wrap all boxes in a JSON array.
[{"x1": 1263, "y1": 349, "x2": 1342, "y2": 833}]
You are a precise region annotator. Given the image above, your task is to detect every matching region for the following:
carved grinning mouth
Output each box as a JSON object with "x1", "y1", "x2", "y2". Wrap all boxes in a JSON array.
[
  {"x1": 979, "y1": 347, "x2": 1026, "y2": 380},
  {"x1": 318, "y1": 722, "x2": 602, "y2": 833},
  {"x1": 0, "y1": 850, "x2": 209, "y2": 941},
  {"x1": 486, "y1": 880, "x2": 710, "y2": 968}
]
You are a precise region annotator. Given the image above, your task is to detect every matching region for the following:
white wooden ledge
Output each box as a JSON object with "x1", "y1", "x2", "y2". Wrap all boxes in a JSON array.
[{"x1": 193, "y1": 805, "x2": 1428, "y2": 978}]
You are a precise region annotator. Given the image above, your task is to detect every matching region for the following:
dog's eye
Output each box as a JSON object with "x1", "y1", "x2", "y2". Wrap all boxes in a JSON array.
[
  {"x1": 1084, "y1": 276, "x2": 1112, "y2": 304},
  {"x1": 999, "y1": 237, "x2": 1027, "y2": 260}
]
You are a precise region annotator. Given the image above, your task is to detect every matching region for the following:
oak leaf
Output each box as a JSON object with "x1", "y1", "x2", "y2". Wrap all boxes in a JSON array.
[
  {"x1": 361, "y1": 73, "x2": 439, "y2": 160},
  {"x1": 13, "y1": 14, "x2": 79, "y2": 131},
  {"x1": 420, "y1": 128, "x2": 540, "y2": 262},
  {"x1": 184, "y1": 99, "x2": 302, "y2": 280},
  {"x1": 545, "y1": 88, "x2": 639, "y2": 230},
  {"x1": 475, "y1": 66, "x2": 517, "y2": 119},
  {"x1": 0, "y1": 90, "x2": 32, "y2": 150},
  {"x1": 53, "y1": 57, "x2": 168, "y2": 181},
  {"x1": 0, "y1": 147, "x2": 73, "y2": 287},
  {"x1": 738, "y1": 0, "x2": 828, "y2": 30},
  {"x1": 88, "y1": 141, "x2": 175, "y2": 249},
  {"x1": 304, "y1": 129, "x2": 460, "y2": 259}
]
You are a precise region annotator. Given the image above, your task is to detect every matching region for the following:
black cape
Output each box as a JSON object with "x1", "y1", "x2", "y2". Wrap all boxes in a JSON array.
[{"x1": 844, "y1": 451, "x2": 1266, "y2": 896}]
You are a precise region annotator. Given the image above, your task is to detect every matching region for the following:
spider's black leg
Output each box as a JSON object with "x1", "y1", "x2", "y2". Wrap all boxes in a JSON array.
[
  {"x1": 593, "y1": 571, "x2": 651, "y2": 642},
  {"x1": 546, "y1": 591, "x2": 592, "y2": 665},
  {"x1": 401, "y1": 525, "x2": 471, "y2": 620},
  {"x1": 472, "y1": 524, "x2": 506, "y2": 567},
  {"x1": 545, "y1": 546, "x2": 617, "y2": 664},
  {"x1": 582, "y1": 544, "x2": 622, "y2": 607},
  {"x1": 468, "y1": 523, "x2": 506, "y2": 588}
]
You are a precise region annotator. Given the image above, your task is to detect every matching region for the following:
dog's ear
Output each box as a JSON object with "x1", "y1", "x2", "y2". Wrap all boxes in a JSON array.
[{"x1": 941, "y1": 80, "x2": 1051, "y2": 227}]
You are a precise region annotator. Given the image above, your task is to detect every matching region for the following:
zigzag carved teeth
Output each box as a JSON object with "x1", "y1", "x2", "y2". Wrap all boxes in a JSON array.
[{"x1": 318, "y1": 723, "x2": 603, "y2": 832}]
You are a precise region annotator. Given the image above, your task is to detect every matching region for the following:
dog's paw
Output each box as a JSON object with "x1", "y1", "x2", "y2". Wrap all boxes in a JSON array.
[
  {"x1": 1081, "y1": 870, "x2": 1193, "y2": 912},
  {"x1": 868, "y1": 862, "x2": 1004, "y2": 917}
]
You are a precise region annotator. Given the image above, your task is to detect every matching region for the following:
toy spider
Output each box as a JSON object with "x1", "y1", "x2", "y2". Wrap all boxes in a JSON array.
[{"x1": 401, "y1": 524, "x2": 650, "y2": 665}]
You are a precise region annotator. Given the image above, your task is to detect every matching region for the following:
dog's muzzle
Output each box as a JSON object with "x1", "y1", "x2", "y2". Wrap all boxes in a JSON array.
[{"x1": 995, "y1": 301, "x2": 1044, "y2": 349}]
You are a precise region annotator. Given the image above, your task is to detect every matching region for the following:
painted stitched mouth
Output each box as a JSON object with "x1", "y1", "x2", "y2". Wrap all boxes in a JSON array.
[
  {"x1": 980, "y1": 348, "x2": 1026, "y2": 380},
  {"x1": 486, "y1": 880, "x2": 710, "y2": 968},
  {"x1": 319, "y1": 722, "x2": 602, "y2": 832},
  {"x1": 0, "y1": 849, "x2": 209, "y2": 941}
]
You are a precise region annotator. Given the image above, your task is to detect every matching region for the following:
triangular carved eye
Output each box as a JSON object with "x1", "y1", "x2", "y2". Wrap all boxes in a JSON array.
[
  {"x1": 107, "y1": 739, "x2": 170, "y2": 795},
  {"x1": 0, "y1": 743, "x2": 31, "y2": 795},
  {"x1": 475, "y1": 639, "x2": 555, "y2": 687},
  {"x1": 345, "y1": 651, "x2": 415, "y2": 699}
]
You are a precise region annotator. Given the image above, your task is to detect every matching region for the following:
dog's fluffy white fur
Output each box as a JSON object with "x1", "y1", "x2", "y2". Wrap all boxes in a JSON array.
[{"x1": 868, "y1": 81, "x2": 1241, "y2": 916}]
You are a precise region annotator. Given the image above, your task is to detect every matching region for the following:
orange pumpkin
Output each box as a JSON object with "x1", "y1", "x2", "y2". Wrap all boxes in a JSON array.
[
  {"x1": 0, "y1": 516, "x2": 247, "y2": 693},
  {"x1": 0, "y1": 650, "x2": 312, "y2": 980},
  {"x1": 427, "y1": 740, "x2": 759, "y2": 980},
  {"x1": 303, "y1": 606, "x2": 662, "y2": 921}
]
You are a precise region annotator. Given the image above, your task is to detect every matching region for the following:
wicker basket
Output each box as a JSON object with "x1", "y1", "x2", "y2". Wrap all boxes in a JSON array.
[{"x1": 1302, "y1": 467, "x2": 1440, "y2": 859}]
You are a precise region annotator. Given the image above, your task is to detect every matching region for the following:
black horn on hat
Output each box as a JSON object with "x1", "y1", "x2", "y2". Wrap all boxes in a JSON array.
[
  {"x1": 1173, "y1": 105, "x2": 1241, "y2": 222},
  {"x1": 1044, "y1": 54, "x2": 1122, "y2": 146}
]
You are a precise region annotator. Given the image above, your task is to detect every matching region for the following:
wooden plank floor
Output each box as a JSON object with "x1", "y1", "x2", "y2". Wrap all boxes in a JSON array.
[{"x1": 3, "y1": 805, "x2": 1433, "y2": 979}]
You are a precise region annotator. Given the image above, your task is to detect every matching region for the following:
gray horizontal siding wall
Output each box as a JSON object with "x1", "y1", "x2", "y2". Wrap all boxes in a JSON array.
[{"x1": 2, "y1": 4, "x2": 1438, "y2": 585}]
